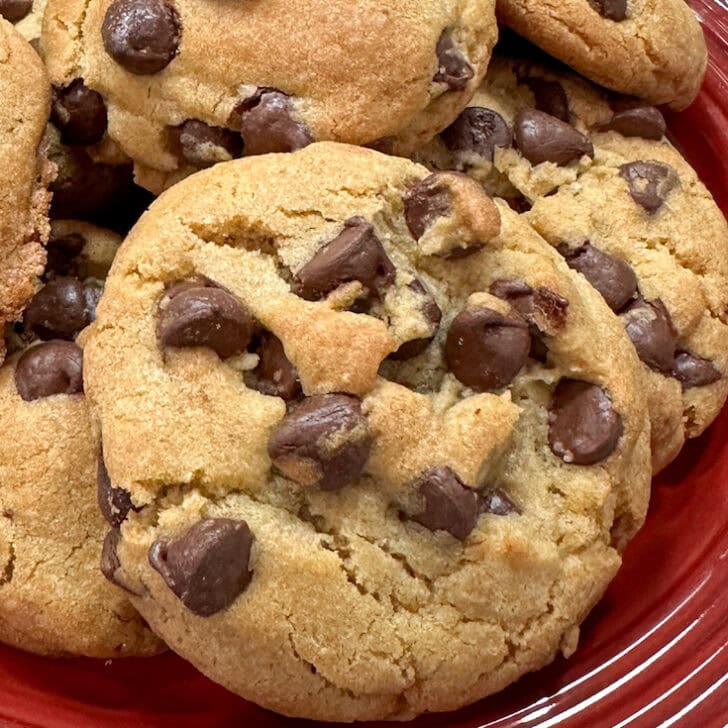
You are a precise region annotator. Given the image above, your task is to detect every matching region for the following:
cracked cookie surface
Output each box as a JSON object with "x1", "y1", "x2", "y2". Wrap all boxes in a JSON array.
[
  {"x1": 85, "y1": 143, "x2": 650, "y2": 721},
  {"x1": 0, "y1": 20, "x2": 53, "y2": 353},
  {"x1": 495, "y1": 0, "x2": 707, "y2": 109},
  {"x1": 417, "y1": 55, "x2": 728, "y2": 473},
  {"x1": 0, "y1": 220, "x2": 163, "y2": 657},
  {"x1": 40, "y1": 0, "x2": 497, "y2": 194}
]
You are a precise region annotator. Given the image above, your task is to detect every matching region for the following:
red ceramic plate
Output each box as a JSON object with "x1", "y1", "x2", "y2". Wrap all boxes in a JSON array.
[{"x1": 2, "y1": 2, "x2": 727, "y2": 725}]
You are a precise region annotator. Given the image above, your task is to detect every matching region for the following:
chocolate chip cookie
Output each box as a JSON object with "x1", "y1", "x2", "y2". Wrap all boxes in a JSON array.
[
  {"x1": 0, "y1": 20, "x2": 53, "y2": 355},
  {"x1": 41, "y1": 0, "x2": 497, "y2": 194},
  {"x1": 84, "y1": 143, "x2": 651, "y2": 720},
  {"x1": 495, "y1": 0, "x2": 707, "y2": 110},
  {"x1": 0, "y1": 221, "x2": 163, "y2": 657},
  {"x1": 418, "y1": 55, "x2": 728, "y2": 473},
  {"x1": 0, "y1": 0, "x2": 45, "y2": 44}
]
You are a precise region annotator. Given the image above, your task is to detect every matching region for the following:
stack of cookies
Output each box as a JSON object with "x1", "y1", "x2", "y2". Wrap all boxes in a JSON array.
[{"x1": 0, "y1": 0, "x2": 725, "y2": 720}]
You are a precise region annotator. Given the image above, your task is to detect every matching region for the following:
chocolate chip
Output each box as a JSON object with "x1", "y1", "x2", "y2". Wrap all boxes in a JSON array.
[
  {"x1": 504, "y1": 193, "x2": 532, "y2": 214},
  {"x1": 169, "y1": 120, "x2": 243, "y2": 169},
  {"x1": 101, "y1": 529, "x2": 127, "y2": 590},
  {"x1": 531, "y1": 288, "x2": 570, "y2": 330},
  {"x1": 522, "y1": 77, "x2": 570, "y2": 123},
  {"x1": 49, "y1": 144, "x2": 144, "y2": 228},
  {"x1": 481, "y1": 489, "x2": 520, "y2": 516},
  {"x1": 549, "y1": 379, "x2": 623, "y2": 465},
  {"x1": 14, "y1": 341, "x2": 84, "y2": 401},
  {"x1": 45, "y1": 231, "x2": 86, "y2": 279},
  {"x1": 293, "y1": 217, "x2": 395, "y2": 301},
  {"x1": 24, "y1": 278, "x2": 91, "y2": 341},
  {"x1": 619, "y1": 161, "x2": 678, "y2": 214},
  {"x1": 489, "y1": 278, "x2": 569, "y2": 340},
  {"x1": 559, "y1": 242, "x2": 638, "y2": 312},
  {"x1": 433, "y1": 31, "x2": 474, "y2": 91},
  {"x1": 97, "y1": 457, "x2": 140, "y2": 528},
  {"x1": 158, "y1": 285, "x2": 254, "y2": 359},
  {"x1": 409, "y1": 466, "x2": 479, "y2": 540},
  {"x1": 596, "y1": 107, "x2": 666, "y2": 140},
  {"x1": 51, "y1": 80, "x2": 108, "y2": 146},
  {"x1": 441, "y1": 107, "x2": 512, "y2": 162},
  {"x1": 673, "y1": 352, "x2": 721, "y2": 389},
  {"x1": 102, "y1": 0, "x2": 180, "y2": 75},
  {"x1": 231, "y1": 88, "x2": 313, "y2": 156},
  {"x1": 388, "y1": 279, "x2": 442, "y2": 361},
  {"x1": 514, "y1": 109, "x2": 594, "y2": 166},
  {"x1": 149, "y1": 518, "x2": 255, "y2": 617},
  {"x1": 621, "y1": 298, "x2": 676, "y2": 373},
  {"x1": 267, "y1": 394, "x2": 371, "y2": 491},
  {"x1": 0, "y1": 0, "x2": 32, "y2": 23},
  {"x1": 445, "y1": 306, "x2": 531, "y2": 391},
  {"x1": 248, "y1": 331, "x2": 301, "y2": 401},
  {"x1": 591, "y1": 0, "x2": 627, "y2": 21},
  {"x1": 403, "y1": 174, "x2": 453, "y2": 241}
]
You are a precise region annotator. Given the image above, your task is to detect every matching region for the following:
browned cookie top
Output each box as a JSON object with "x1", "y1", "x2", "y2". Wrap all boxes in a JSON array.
[
  {"x1": 41, "y1": 0, "x2": 497, "y2": 193},
  {"x1": 84, "y1": 143, "x2": 651, "y2": 722}
]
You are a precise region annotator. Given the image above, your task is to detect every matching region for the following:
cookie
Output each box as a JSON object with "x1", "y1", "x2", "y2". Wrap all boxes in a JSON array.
[
  {"x1": 5, "y1": 0, "x2": 45, "y2": 43},
  {"x1": 0, "y1": 221, "x2": 163, "y2": 657},
  {"x1": 84, "y1": 143, "x2": 651, "y2": 721},
  {"x1": 495, "y1": 0, "x2": 707, "y2": 110},
  {"x1": 0, "y1": 20, "x2": 53, "y2": 352},
  {"x1": 417, "y1": 56, "x2": 728, "y2": 473},
  {"x1": 41, "y1": 0, "x2": 497, "y2": 194}
]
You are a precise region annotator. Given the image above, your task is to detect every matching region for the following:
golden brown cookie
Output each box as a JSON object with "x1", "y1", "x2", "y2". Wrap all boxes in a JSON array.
[
  {"x1": 0, "y1": 221, "x2": 163, "y2": 657},
  {"x1": 496, "y1": 0, "x2": 707, "y2": 109},
  {"x1": 41, "y1": 0, "x2": 497, "y2": 193},
  {"x1": 417, "y1": 56, "x2": 728, "y2": 473},
  {"x1": 0, "y1": 20, "x2": 53, "y2": 350},
  {"x1": 84, "y1": 143, "x2": 651, "y2": 721}
]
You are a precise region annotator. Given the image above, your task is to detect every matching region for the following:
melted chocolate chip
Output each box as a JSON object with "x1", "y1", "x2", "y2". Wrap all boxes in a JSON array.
[
  {"x1": 102, "y1": 0, "x2": 180, "y2": 75},
  {"x1": 231, "y1": 88, "x2": 313, "y2": 156},
  {"x1": 445, "y1": 306, "x2": 531, "y2": 391},
  {"x1": 673, "y1": 352, "x2": 721, "y2": 390},
  {"x1": 481, "y1": 489, "x2": 520, "y2": 516},
  {"x1": 591, "y1": 0, "x2": 628, "y2": 21},
  {"x1": 621, "y1": 298, "x2": 676, "y2": 373},
  {"x1": 388, "y1": 279, "x2": 442, "y2": 361},
  {"x1": 441, "y1": 107, "x2": 512, "y2": 162},
  {"x1": 559, "y1": 242, "x2": 638, "y2": 312},
  {"x1": 619, "y1": 161, "x2": 678, "y2": 214},
  {"x1": 24, "y1": 278, "x2": 91, "y2": 341},
  {"x1": 514, "y1": 109, "x2": 594, "y2": 166},
  {"x1": 248, "y1": 331, "x2": 301, "y2": 401},
  {"x1": 267, "y1": 394, "x2": 371, "y2": 491},
  {"x1": 170, "y1": 120, "x2": 243, "y2": 169},
  {"x1": 0, "y1": 0, "x2": 31, "y2": 22},
  {"x1": 51, "y1": 80, "x2": 108, "y2": 146},
  {"x1": 522, "y1": 77, "x2": 570, "y2": 123},
  {"x1": 433, "y1": 32, "x2": 474, "y2": 91},
  {"x1": 410, "y1": 466, "x2": 479, "y2": 540},
  {"x1": 149, "y1": 518, "x2": 255, "y2": 617},
  {"x1": 158, "y1": 285, "x2": 254, "y2": 358},
  {"x1": 403, "y1": 173, "x2": 453, "y2": 240},
  {"x1": 549, "y1": 379, "x2": 623, "y2": 465},
  {"x1": 14, "y1": 341, "x2": 84, "y2": 401},
  {"x1": 100, "y1": 528, "x2": 125, "y2": 588},
  {"x1": 489, "y1": 278, "x2": 568, "y2": 361},
  {"x1": 97, "y1": 457, "x2": 140, "y2": 528},
  {"x1": 293, "y1": 217, "x2": 395, "y2": 301},
  {"x1": 597, "y1": 107, "x2": 666, "y2": 140},
  {"x1": 49, "y1": 144, "x2": 145, "y2": 229},
  {"x1": 45, "y1": 231, "x2": 86, "y2": 279}
]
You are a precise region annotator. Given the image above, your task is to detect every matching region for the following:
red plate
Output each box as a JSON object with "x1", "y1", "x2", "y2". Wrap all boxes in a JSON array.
[{"x1": 2, "y1": 2, "x2": 727, "y2": 725}]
